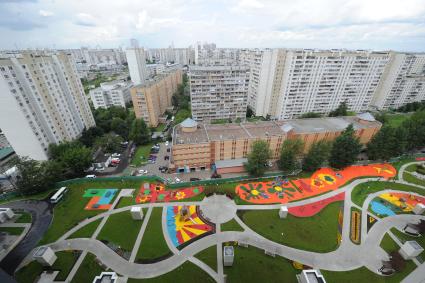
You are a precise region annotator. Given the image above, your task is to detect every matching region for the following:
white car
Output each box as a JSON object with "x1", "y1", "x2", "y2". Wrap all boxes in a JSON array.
[
  {"x1": 138, "y1": 169, "x2": 148, "y2": 174},
  {"x1": 112, "y1": 153, "x2": 121, "y2": 157},
  {"x1": 174, "y1": 177, "x2": 181, "y2": 183},
  {"x1": 165, "y1": 141, "x2": 169, "y2": 146},
  {"x1": 85, "y1": 174, "x2": 96, "y2": 178}
]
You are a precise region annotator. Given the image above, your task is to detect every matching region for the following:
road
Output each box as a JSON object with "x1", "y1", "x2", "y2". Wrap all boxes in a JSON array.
[{"x1": 0, "y1": 199, "x2": 53, "y2": 275}]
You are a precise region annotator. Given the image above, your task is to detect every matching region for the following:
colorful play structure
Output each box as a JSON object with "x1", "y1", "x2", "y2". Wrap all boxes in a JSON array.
[
  {"x1": 166, "y1": 205, "x2": 215, "y2": 248},
  {"x1": 83, "y1": 188, "x2": 118, "y2": 210},
  {"x1": 235, "y1": 164, "x2": 396, "y2": 204},
  {"x1": 370, "y1": 192, "x2": 425, "y2": 217},
  {"x1": 136, "y1": 183, "x2": 204, "y2": 203}
]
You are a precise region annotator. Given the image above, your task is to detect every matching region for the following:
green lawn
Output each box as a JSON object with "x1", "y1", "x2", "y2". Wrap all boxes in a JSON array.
[
  {"x1": 403, "y1": 171, "x2": 425, "y2": 187},
  {"x1": 386, "y1": 113, "x2": 411, "y2": 127},
  {"x1": 127, "y1": 261, "x2": 215, "y2": 282},
  {"x1": 68, "y1": 218, "x2": 101, "y2": 239},
  {"x1": 380, "y1": 233, "x2": 400, "y2": 253},
  {"x1": 39, "y1": 179, "x2": 148, "y2": 245},
  {"x1": 153, "y1": 123, "x2": 166, "y2": 132},
  {"x1": 115, "y1": 196, "x2": 135, "y2": 208},
  {"x1": 71, "y1": 253, "x2": 106, "y2": 283},
  {"x1": 391, "y1": 228, "x2": 425, "y2": 256},
  {"x1": 351, "y1": 181, "x2": 425, "y2": 207},
  {"x1": 136, "y1": 207, "x2": 171, "y2": 261},
  {"x1": 0, "y1": 227, "x2": 24, "y2": 235},
  {"x1": 322, "y1": 261, "x2": 418, "y2": 283},
  {"x1": 241, "y1": 202, "x2": 342, "y2": 253},
  {"x1": 97, "y1": 210, "x2": 144, "y2": 252},
  {"x1": 15, "y1": 212, "x2": 32, "y2": 223},
  {"x1": 194, "y1": 246, "x2": 217, "y2": 271},
  {"x1": 221, "y1": 218, "x2": 244, "y2": 232},
  {"x1": 131, "y1": 143, "x2": 154, "y2": 166},
  {"x1": 15, "y1": 251, "x2": 80, "y2": 283},
  {"x1": 174, "y1": 109, "x2": 191, "y2": 124},
  {"x1": 224, "y1": 246, "x2": 298, "y2": 283},
  {"x1": 391, "y1": 157, "x2": 416, "y2": 176}
]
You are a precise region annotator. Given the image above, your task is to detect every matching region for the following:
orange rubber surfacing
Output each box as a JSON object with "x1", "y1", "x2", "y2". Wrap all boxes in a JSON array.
[{"x1": 236, "y1": 164, "x2": 396, "y2": 204}]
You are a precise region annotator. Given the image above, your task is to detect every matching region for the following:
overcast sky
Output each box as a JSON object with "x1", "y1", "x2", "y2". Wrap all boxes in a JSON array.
[{"x1": 0, "y1": 0, "x2": 425, "y2": 51}]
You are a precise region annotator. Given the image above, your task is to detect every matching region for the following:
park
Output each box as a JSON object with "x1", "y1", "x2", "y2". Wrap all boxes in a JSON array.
[{"x1": 0, "y1": 158, "x2": 422, "y2": 283}]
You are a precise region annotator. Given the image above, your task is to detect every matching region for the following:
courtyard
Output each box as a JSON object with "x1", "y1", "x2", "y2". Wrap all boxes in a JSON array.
[{"x1": 9, "y1": 161, "x2": 425, "y2": 282}]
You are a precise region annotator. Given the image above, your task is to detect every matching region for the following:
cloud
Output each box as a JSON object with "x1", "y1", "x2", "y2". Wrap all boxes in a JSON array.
[
  {"x1": 74, "y1": 13, "x2": 97, "y2": 27},
  {"x1": 39, "y1": 10, "x2": 53, "y2": 17}
]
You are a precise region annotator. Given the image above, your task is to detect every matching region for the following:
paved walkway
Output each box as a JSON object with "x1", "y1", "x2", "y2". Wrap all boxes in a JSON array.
[{"x1": 32, "y1": 163, "x2": 425, "y2": 282}]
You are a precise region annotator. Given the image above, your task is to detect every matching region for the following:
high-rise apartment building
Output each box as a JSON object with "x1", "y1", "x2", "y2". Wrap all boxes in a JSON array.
[
  {"x1": 372, "y1": 52, "x2": 425, "y2": 109},
  {"x1": 0, "y1": 51, "x2": 95, "y2": 160},
  {"x1": 130, "y1": 69, "x2": 182, "y2": 127},
  {"x1": 189, "y1": 65, "x2": 249, "y2": 122},
  {"x1": 89, "y1": 80, "x2": 132, "y2": 109},
  {"x1": 126, "y1": 47, "x2": 148, "y2": 85}
]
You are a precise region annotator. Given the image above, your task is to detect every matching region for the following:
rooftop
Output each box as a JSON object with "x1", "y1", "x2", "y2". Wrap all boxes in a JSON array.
[
  {"x1": 0, "y1": 147, "x2": 15, "y2": 160},
  {"x1": 173, "y1": 114, "x2": 381, "y2": 145}
]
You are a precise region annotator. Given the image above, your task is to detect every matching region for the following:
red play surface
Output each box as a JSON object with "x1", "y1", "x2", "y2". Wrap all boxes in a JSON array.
[
  {"x1": 85, "y1": 196, "x2": 113, "y2": 210},
  {"x1": 136, "y1": 183, "x2": 203, "y2": 203},
  {"x1": 236, "y1": 163, "x2": 396, "y2": 204},
  {"x1": 288, "y1": 192, "x2": 345, "y2": 217}
]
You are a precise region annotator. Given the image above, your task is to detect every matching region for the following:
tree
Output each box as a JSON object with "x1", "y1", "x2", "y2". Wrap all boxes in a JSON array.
[
  {"x1": 374, "y1": 112, "x2": 388, "y2": 124},
  {"x1": 329, "y1": 101, "x2": 348, "y2": 117},
  {"x1": 129, "y1": 118, "x2": 151, "y2": 145},
  {"x1": 329, "y1": 124, "x2": 362, "y2": 169},
  {"x1": 14, "y1": 157, "x2": 61, "y2": 195},
  {"x1": 79, "y1": 126, "x2": 104, "y2": 147},
  {"x1": 300, "y1": 112, "x2": 321, "y2": 118},
  {"x1": 367, "y1": 126, "x2": 398, "y2": 160},
  {"x1": 246, "y1": 107, "x2": 254, "y2": 118},
  {"x1": 95, "y1": 133, "x2": 124, "y2": 153},
  {"x1": 277, "y1": 139, "x2": 304, "y2": 172},
  {"x1": 302, "y1": 140, "x2": 331, "y2": 172},
  {"x1": 49, "y1": 141, "x2": 92, "y2": 177},
  {"x1": 111, "y1": 117, "x2": 129, "y2": 139},
  {"x1": 244, "y1": 140, "x2": 271, "y2": 176},
  {"x1": 402, "y1": 110, "x2": 425, "y2": 150}
]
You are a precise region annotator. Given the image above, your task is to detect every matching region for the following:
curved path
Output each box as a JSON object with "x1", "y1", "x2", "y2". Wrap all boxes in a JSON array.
[
  {"x1": 26, "y1": 165, "x2": 425, "y2": 282},
  {"x1": 0, "y1": 199, "x2": 52, "y2": 275}
]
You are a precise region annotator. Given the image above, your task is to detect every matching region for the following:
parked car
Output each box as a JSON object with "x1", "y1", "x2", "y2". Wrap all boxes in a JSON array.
[
  {"x1": 95, "y1": 167, "x2": 105, "y2": 172},
  {"x1": 167, "y1": 148, "x2": 171, "y2": 153},
  {"x1": 85, "y1": 174, "x2": 96, "y2": 178},
  {"x1": 174, "y1": 177, "x2": 181, "y2": 183},
  {"x1": 159, "y1": 166, "x2": 168, "y2": 173},
  {"x1": 164, "y1": 155, "x2": 170, "y2": 160},
  {"x1": 165, "y1": 141, "x2": 169, "y2": 146},
  {"x1": 190, "y1": 177, "x2": 201, "y2": 181},
  {"x1": 138, "y1": 169, "x2": 148, "y2": 174},
  {"x1": 112, "y1": 153, "x2": 121, "y2": 157}
]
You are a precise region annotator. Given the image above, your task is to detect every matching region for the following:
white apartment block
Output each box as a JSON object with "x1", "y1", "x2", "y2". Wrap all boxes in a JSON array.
[
  {"x1": 372, "y1": 52, "x2": 425, "y2": 109},
  {"x1": 145, "y1": 48, "x2": 195, "y2": 65},
  {"x1": 126, "y1": 47, "x2": 148, "y2": 85},
  {"x1": 242, "y1": 49, "x2": 391, "y2": 119},
  {"x1": 89, "y1": 80, "x2": 132, "y2": 109},
  {"x1": 0, "y1": 51, "x2": 96, "y2": 160},
  {"x1": 0, "y1": 130, "x2": 11, "y2": 148},
  {"x1": 189, "y1": 65, "x2": 249, "y2": 122}
]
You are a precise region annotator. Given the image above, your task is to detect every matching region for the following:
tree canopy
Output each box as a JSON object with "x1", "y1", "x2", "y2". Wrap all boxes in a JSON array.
[
  {"x1": 49, "y1": 141, "x2": 92, "y2": 177},
  {"x1": 277, "y1": 139, "x2": 304, "y2": 172},
  {"x1": 329, "y1": 124, "x2": 362, "y2": 169},
  {"x1": 329, "y1": 101, "x2": 348, "y2": 117},
  {"x1": 129, "y1": 118, "x2": 151, "y2": 145},
  {"x1": 244, "y1": 140, "x2": 272, "y2": 176},
  {"x1": 302, "y1": 140, "x2": 331, "y2": 172},
  {"x1": 95, "y1": 133, "x2": 124, "y2": 153}
]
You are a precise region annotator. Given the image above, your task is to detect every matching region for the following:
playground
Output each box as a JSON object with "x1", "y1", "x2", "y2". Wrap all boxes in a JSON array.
[
  {"x1": 135, "y1": 183, "x2": 204, "y2": 203},
  {"x1": 370, "y1": 192, "x2": 425, "y2": 217},
  {"x1": 83, "y1": 188, "x2": 118, "y2": 210},
  {"x1": 166, "y1": 205, "x2": 215, "y2": 249},
  {"x1": 236, "y1": 164, "x2": 396, "y2": 204}
]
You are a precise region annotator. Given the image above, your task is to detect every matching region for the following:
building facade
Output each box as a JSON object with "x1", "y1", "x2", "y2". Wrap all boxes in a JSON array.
[
  {"x1": 89, "y1": 80, "x2": 132, "y2": 109},
  {"x1": 171, "y1": 114, "x2": 381, "y2": 173},
  {"x1": 0, "y1": 51, "x2": 95, "y2": 160},
  {"x1": 130, "y1": 69, "x2": 182, "y2": 127},
  {"x1": 126, "y1": 47, "x2": 148, "y2": 85},
  {"x1": 189, "y1": 65, "x2": 249, "y2": 122},
  {"x1": 372, "y1": 52, "x2": 425, "y2": 109}
]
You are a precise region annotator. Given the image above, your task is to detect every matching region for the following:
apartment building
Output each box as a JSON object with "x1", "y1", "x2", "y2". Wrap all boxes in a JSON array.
[
  {"x1": 0, "y1": 51, "x2": 95, "y2": 160},
  {"x1": 146, "y1": 47, "x2": 195, "y2": 65},
  {"x1": 130, "y1": 69, "x2": 182, "y2": 127},
  {"x1": 372, "y1": 52, "x2": 425, "y2": 109},
  {"x1": 126, "y1": 47, "x2": 148, "y2": 85},
  {"x1": 189, "y1": 65, "x2": 249, "y2": 122},
  {"x1": 89, "y1": 80, "x2": 132, "y2": 109},
  {"x1": 171, "y1": 114, "x2": 381, "y2": 173}
]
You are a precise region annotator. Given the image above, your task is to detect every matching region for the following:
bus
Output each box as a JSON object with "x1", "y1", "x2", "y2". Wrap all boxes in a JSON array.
[{"x1": 50, "y1": 187, "x2": 68, "y2": 204}]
